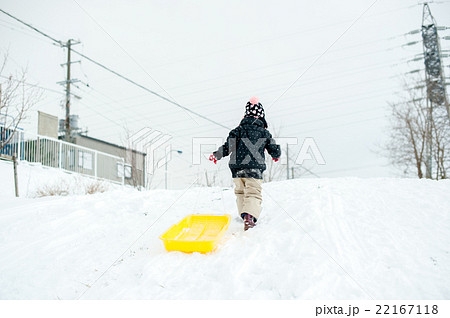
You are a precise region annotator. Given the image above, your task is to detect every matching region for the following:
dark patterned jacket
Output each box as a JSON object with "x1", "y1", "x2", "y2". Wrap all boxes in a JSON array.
[{"x1": 213, "y1": 117, "x2": 281, "y2": 179}]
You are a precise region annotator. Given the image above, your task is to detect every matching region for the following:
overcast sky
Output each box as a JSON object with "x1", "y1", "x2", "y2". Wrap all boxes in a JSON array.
[{"x1": 1, "y1": 0, "x2": 450, "y2": 188}]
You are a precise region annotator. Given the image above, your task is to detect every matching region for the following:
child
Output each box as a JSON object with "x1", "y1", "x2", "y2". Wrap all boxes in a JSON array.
[{"x1": 209, "y1": 96, "x2": 281, "y2": 231}]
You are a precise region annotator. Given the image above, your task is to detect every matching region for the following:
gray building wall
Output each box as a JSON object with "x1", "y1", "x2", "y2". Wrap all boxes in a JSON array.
[
  {"x1": 72, "y1": 135, "x2": 146, "y2": 187},
  {"x1": 38, "y1": 111, "x2": 58, "y2": 139}
]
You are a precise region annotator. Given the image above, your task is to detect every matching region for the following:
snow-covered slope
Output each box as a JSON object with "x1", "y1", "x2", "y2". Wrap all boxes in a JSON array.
[
  {"x1": 0, "y1": 178, "x2": 449, "y2": 299},
  {"x1": 0, "y1": 160, "x2": 118, "y2": 199}
]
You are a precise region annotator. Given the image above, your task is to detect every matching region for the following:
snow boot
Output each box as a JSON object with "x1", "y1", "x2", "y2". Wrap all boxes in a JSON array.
[{"x1": 242, "y1": 213, "x2": 256, "y2": 231}]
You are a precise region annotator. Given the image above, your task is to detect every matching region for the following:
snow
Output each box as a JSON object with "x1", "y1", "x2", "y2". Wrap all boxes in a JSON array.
[
  {"x1": 0, "y1": 160, "x2": 118, "y2": 198},
  {"x1": 0, "y1": 162, "x2": 449, "y2": 299}
]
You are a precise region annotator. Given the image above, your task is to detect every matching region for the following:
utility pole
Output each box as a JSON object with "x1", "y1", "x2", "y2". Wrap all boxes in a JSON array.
[
  {"x1": 65, "y1": 40, "x2": 72, "y2": 142},
  {"x1": 421, "y1": 3, "x2": 449, "y2": 178},
  {"x1": 57, "y1": 39, "x2": 80, "y2": 142},
  {"x1": 286, "y1": 144, "x2": 290, "y2": 180}
]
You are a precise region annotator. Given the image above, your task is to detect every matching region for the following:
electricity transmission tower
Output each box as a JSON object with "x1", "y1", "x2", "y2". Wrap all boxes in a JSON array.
[{"x1": 421, "y1": 2, "x2": 449, "y2": 178}]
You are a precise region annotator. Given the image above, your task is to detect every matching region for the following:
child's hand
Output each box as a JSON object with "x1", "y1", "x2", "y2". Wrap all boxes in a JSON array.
[
  {"x1": 209, "y1": 154, "x2": 217, "y2": 164},
  {"x1": 273, "y1": 158, "x2": 279, "y2": 162}
]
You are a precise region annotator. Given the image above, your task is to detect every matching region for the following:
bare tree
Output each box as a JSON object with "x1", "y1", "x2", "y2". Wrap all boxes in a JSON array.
[
  {"x1": 386, "y1": 77, "x2": 449, "y2": 179},
  {"x1": 0, "y1": 53, "x2": 42, "y2": 154},
  {"x1": 431, "y1": 107, "x2": 450, "y2": 179}
]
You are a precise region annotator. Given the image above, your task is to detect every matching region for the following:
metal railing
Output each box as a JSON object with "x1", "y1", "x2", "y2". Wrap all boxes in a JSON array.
[
  {"x1": 1, "y1": 127, "x2": 126, "y2": 185},
  {"x1": 0, "y1": 125, "x2": 24, "y2": 158}
]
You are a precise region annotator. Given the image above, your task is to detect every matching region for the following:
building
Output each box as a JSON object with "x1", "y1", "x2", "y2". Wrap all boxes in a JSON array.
[
  {"x1": 71, "y1": 134, "x2": 146, "y2": 188},
  {"x1": 7, "y1": 111, "x2": 148, "y2": 188}
]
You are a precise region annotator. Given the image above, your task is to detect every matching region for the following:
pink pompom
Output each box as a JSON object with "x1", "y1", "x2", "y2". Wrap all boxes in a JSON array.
[{"x1": 249, "y1": 96, "x2": 259, "y2": 105}]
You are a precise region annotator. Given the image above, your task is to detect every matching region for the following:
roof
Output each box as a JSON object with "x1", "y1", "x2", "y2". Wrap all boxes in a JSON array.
[{"x1": 68, "y1": 134, "x2": 147, "y2": 156}]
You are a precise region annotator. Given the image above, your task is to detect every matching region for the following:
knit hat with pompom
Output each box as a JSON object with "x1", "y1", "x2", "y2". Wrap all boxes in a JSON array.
[
  {"x1": 245, "y1": 96, "x2": 265, "y2": 118},
  {"x1": 244, "y1": 96, "x2": 267, "y2": 128}
]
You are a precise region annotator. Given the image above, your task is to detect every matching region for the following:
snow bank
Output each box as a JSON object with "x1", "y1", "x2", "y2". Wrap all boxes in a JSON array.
[
  {"x1": 0, "y1": 177, "x2": 449, "y2": 299},
  {"x1": 0, "y1": 160, "x2": 118, "y2": 198}
]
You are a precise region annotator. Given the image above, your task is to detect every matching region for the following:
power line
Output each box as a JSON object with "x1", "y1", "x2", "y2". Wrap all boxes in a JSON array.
[
  {"x1": 113, "y1": 29, "x2": 398, "y2": 138},
  {"x1": 81, "y1": 57, "x2": 398, "y2": 129},
  {"x1": 1, "y1": 7, "x2": 408, "y2": 136},
  {"x1": 0, "y1": 8, "x2": 62, "y2": 45},
  {"x1": 83, "y1": 83, "x2": 394, "y2": 138},
  {"x1": 296, "y1": 115, "x2": 386, "y2": 135},
  {"x1": 123, "y1": 4, "x2": 414, "y2": 73},
  {"x1": 76, "y1": 99, "x2": 125, "y2": 128},
  {"x1": 88, "y1": 114, "x2": 387, "y2": 181},
  {"x1": 77, "y1": 59, "x2": 397, "y2": 136},
  {"x1": 71, "y1": 49, "x2": 231, "y2": 130},
  {"x1": 74, "y1": 86, "x2": 189, "y2": 141},
  {"x1": 72, "y1": 0, "x2": 200, "y2": 126},
  {"x1": 98, "y1": 55, "x2": 400, "y2": 119},
  {"x1": 154, "y1": 79, "x2": 394, "y2": 135},
  {"x1": 159, "y1": 108, "x2": 388, "y2": 150},
  {"x1": 171, "y1": 106, "x2": 387, "y2": 138},
  {"x1": 0, "y1": 8, "x2": 231, "y2": 132},
  {"x1": 0, "y1": 5, "x2": 399, "y2": 160},
  {"x1": 0, "y1": 75, "x2": 65, "y2": 95},
  {"x1": 73, "y1": 54, "x2": 398, "y2": 123},
  {"x1": 267, "y1": 0, "x2": 380, "y2": 110},
  {"x1": 0, "y1": 20, "x2": 55, "y2": 44},
  {"x1": 147, "y1": 50, "x2": 399, "y2": 103},
  {"x1": 0, "y1": 19, "x2": 190, "y2": 147},
  {"x1": 93, "y1": 31, "x2": 407, "y2": 92},
  {"x1": 88, "y1": 103, "x2": 387, "y2": 153}
]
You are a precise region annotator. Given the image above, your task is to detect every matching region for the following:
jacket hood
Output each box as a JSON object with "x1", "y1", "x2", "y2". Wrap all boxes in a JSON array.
[{"x1": 241, "y1": 116, "x2": 265, "y2": 128}]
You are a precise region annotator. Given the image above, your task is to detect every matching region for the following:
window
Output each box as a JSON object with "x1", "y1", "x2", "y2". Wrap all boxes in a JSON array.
[
  {"x1": 125, "y1": 165, "x2": 132, "y2": 179},
  {"x1": 78, "y1": 151, "x2": 93, "y2": 170},
  {"x1": 117, "y1": 162, "x2": 132, "y2": 179},
  {"x1": 68, "y1": 150, "x2": 75, "y2": 167}
]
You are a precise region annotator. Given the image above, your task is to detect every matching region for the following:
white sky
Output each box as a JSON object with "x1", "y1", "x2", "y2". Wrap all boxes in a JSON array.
[{"x1": 1, "y1": 0, "x2": 450, "y2": 188}]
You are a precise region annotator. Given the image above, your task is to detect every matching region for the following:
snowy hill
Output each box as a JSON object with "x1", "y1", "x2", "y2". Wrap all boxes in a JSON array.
[{"x1": 0, "y1": 177, "x2": 449, "y2": 299}]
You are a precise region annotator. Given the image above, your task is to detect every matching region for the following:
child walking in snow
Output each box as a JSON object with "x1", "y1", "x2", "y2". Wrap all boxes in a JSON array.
[{"x1": 209, "y1": 97, "x2": 281, "y2": 231}]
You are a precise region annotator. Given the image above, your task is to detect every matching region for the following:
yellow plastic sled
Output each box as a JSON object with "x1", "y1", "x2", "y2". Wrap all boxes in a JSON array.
[{"x1": 160, "y1": 214, "x2": 231, "y2": 253}]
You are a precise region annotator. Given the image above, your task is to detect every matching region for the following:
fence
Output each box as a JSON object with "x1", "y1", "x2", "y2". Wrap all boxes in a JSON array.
[
  {"x1": 0, "y1": 125, "x2": 24, "y2": 158},
  {"x1": 1, "y1": 128, "x2": 126, "y2": 185}
]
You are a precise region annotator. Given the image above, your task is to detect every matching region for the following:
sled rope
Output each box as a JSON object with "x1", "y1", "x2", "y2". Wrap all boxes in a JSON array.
[{"x1": 77, "y1": 178, "x2": 198, "y2": 299}]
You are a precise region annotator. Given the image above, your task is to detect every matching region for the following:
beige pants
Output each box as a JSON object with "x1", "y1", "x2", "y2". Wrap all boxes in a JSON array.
[{"x1": 233, "y1": 178, "x2": 263, "y2": 220}]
